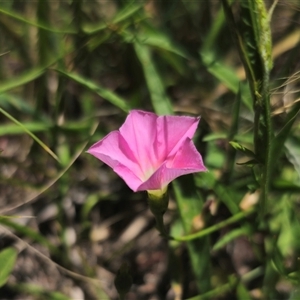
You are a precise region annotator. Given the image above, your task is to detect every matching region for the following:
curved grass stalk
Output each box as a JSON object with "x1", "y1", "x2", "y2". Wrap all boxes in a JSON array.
[
  {"x1": 0, "y1": 120, "x2": 99, "y2": 214},
  {"x1": 0, "y1": 107, "x2": 59, "y2": 162},
  {"x1": 172, "y1": 207, "x2": 256, "y2": 242}
]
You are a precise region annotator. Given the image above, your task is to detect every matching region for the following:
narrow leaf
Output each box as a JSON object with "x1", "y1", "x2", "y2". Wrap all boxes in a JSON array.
[
  {"x1": 83, "y1": 3, "x2": 142, "y2": 34},
  {"x1": 138, "y1": 23, "x2": 188, "y2": 59},
  {"x1": 0, "y1": 122, "x2": 51, "y2": 135},
  {"x1": 0, "y1": 217, "x2": 58, "y2": 254},
  {"x1": 0, "y1": 68, "x2": 45, "y2": 93},
  {"x1": 173, "y1": 176, "x2": 211, "y2": 292},
  {"x1": 200, "y1": 51, "x2": 252, "y2": 110},
  {"x1": 56, "y1": 70, "x2": 130, "y2": 113},
  {"x1": 134, "y1": 42, "x2": 173, "y2": 115},
  {"x1": 0, "y1": 247, "x2": 18, "y2": 287},
  {"x1": 0, "y1": 7, "x2": 76, "y2": 34},
  {"x1": 229, "y1": 141, "x2": 257, "y2": 160},
  {"x1": 0, "y1": 107, "x2": 59, "y2": 162},
  {"x1": 213, "y1": 227, "x2": 250, "y2": 251},
  {"x1": 236, "y1": 282, "x2": 252, "y2": 300}
]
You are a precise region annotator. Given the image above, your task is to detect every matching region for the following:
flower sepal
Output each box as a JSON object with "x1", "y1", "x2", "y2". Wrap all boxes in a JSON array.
[{"x1": 147, "y1": 187, "x2": 169, "y2": 237}]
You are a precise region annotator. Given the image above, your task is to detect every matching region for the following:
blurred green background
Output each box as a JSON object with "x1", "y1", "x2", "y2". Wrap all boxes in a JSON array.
[{"x1": 0, "y1": 0, "x2": 300, "y2": 299}]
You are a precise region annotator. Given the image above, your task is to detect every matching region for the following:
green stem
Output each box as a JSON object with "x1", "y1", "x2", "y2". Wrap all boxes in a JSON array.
[
  {"x1": 259, "y1": 86, "x2": 272, "y2": 219},
  {"x1": 186, "y1": 266, "x2": 264, "y2": 300},
  {"x1": 154, "y1": 213, "x2": 168, "y2": 237},
  {"x1": 186, "y1": 275, "x2": 237, "y2": 300},
  {"x1": 147, "y1": 191, "x2": 169, "y2": 237},
  {"x1": 172, "y1": 207, "x2": 256, "y2": 242}
]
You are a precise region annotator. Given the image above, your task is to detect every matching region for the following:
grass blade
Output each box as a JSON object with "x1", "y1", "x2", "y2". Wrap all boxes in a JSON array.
[
  {"x1": 134, "y1": 42, "x2": 173, "y2": 115},
  {"x1": 0, "y1": 247, "x2": 17, "y2": 288},
  {"x1": 0, "y1": 217, "x2": 58, "y2": 254},
  {"x1": 0, "y1": 120, "x2": 99, "y2": 214},
  {"x1": 83, "y1": 3, "x2": 142, "y2": 34},
  {"x1": 200, "y1": 50, "x2": 252, "y2": 110},
  {"x1": 137, "y1": 23, "x2": 188, "y2": 59},
  {"x1": 172, "y1": 176, "x2": 211, "y2": 293},
  {"x1": 0, "y1": 107, "x2": 59, "y2": 162},
  {"x1": 56, "y1": 70, "x2": 130, "y2": 113},
  {"x1": 0, "y1": 7, "x2": 76, "y2": 34},
  {"x1": 0, "y1": 68, "x2": 45, "y2": 93},
  {"x1": 0, "y1": 122, "x2": 52, "y2": 135}
]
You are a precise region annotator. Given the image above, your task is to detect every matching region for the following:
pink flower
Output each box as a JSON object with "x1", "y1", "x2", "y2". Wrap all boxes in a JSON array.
[{"x1": 87, "y1": 110, "x2": 207, "y2": 194}]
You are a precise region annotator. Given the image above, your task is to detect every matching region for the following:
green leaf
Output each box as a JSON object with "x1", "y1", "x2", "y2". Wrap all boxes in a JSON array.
[
  {"x1": 37, "y1": 0, "x2": 57, "y2": 67},
  {"x1": 81, "y1": 193, "x2": 101, "y2": 223},
  {"x1": 137, "y1": 23, "x2": 188, "y2": 59},
  {"x1": 213, "y1": 227, "x2": 250, "y2": 251},
  {"x1": 0, "y1": 107, "x2": 59, "y2": 162},
  {"x1": 83, "y1": 3, "x2": 142, "y2": 34},
  {"x1": 285, "y1": 137, "x2": 300, "y2": 178},
  {"x1": 214, "y1": 183, "x2": 240, "y2": 214},
  {"x1": 201, "y1": 51, "x2": 239, "y2": 93},
  {"x1": 0, "y1": 247, "x2": 18, "y2": 287},
  {"x1": 229, "y1": 141, "x2": 257, "y2": 160},
  {"x1": 236, "y1": 282, "x2": 252, "y2": 300},
  {"x1": 0, "y1": 120, "x2": 99, "y2": 215},
  {"x1": 0, "y1": 68, "x2": 45, "y2": 93},
  {"x1": 0, "y1": 7, "x2": 76, "y2": 34},
  {"x1": 134, "y1": 42, "x2": 173, "y2": 115},
  {"x1": 114, "y1": 262, "x2": 133, "y2": 300},
  {"x1": 289, "y1": 287, "x2": 300, "y2": 300},
  {"x1": 0, "y1": 122, "x2": 52, "y2": 135},
  {"x1": 273, "y1": 102, "x2": 300, "y2": 164},
  {"x1": 200, "y1": 51, "x2": 252, "y2": 111},
  {"x1": 56, "y1": 70, "x2": 130, "y2": 113},
  {"x1": 221, "y1": 85, "x2": 242, "y2": 182},
  {"x1": 201, "y1": 5, "x2": 227, "y2": 52},
  {"x1": 202, "y1": 133, "x2": 227, "y2": 142},
  {"x1": 0, "y1": 217, "x2": 58, "y2": 254},
  {"x1": 10, "y1": 283, "x2": 71, "y2": 300},
  {"x1": 194, "y1": 171, "x2": 216, "y2": 190},
  {"x1": 112, "y1": 2, "x2": 142, "y2": 24},
  {"x1": 203, "y1": 133, "x2": 253, "y2": 144},
  {"x1": 186, "y1": 275, "x2": 238, "y2": 299},
  {"x1": 205, "y1": 141, "x2": 225, "y2": 169},
  {"x1": 0, "y1": 94, "x2": 36, "y2": 115},
  {"x1": 172, "y1": 176, "x2": 211, "y2": 293},
  {"x1": 236, "y1": 159, "x2": 259, "y2": 167}
]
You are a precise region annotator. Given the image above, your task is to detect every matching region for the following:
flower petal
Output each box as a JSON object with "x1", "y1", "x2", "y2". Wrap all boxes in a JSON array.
[
  {"x1": 136, "y1": 164, "x2": 168, "y2": 191},
  {"x1": 167, "y1": 138, "x2": 207, "y2": 171},
  {"x1": 113, "y1": 164, "x2": 144, "y2": 191},
  {"x1": 136, "y1": 138, "x2": 206, "y2": 191},
  {"x1": 87, "y1": 131, "x2": 143, "y2": 180},
  {"x1": 157, "y1": 114, "x2": 200, "y2": 158},
  {"x1": 119, "y1": 110, "x2": 161, "y2": 179}
]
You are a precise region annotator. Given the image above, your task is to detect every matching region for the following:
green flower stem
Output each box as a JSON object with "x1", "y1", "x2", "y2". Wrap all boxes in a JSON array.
[
  {"x1": 147, "y1": 191, "x2": 169, "y2": 237},
  {"x1": 153, "y1": 213, "x2": 168, "y2": 237},
  {"x1": 222, "y1": 0, "x2": 275, "y2": 219},
  {"x1": 172, "y1": 207, "x2": 256, "y2": 242},
  {"x1": 259, "y1": 86, "x2": 272, "y2": 219},
  {"x1": 186, "y1": 266, "x2": 263, "y2": 300},
  {"x1": 186, "y1": 275, "x2": 237, "y2": 300},
  {"x1": 114, "y1": 262, "x2": 132, "y2": 300}
]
